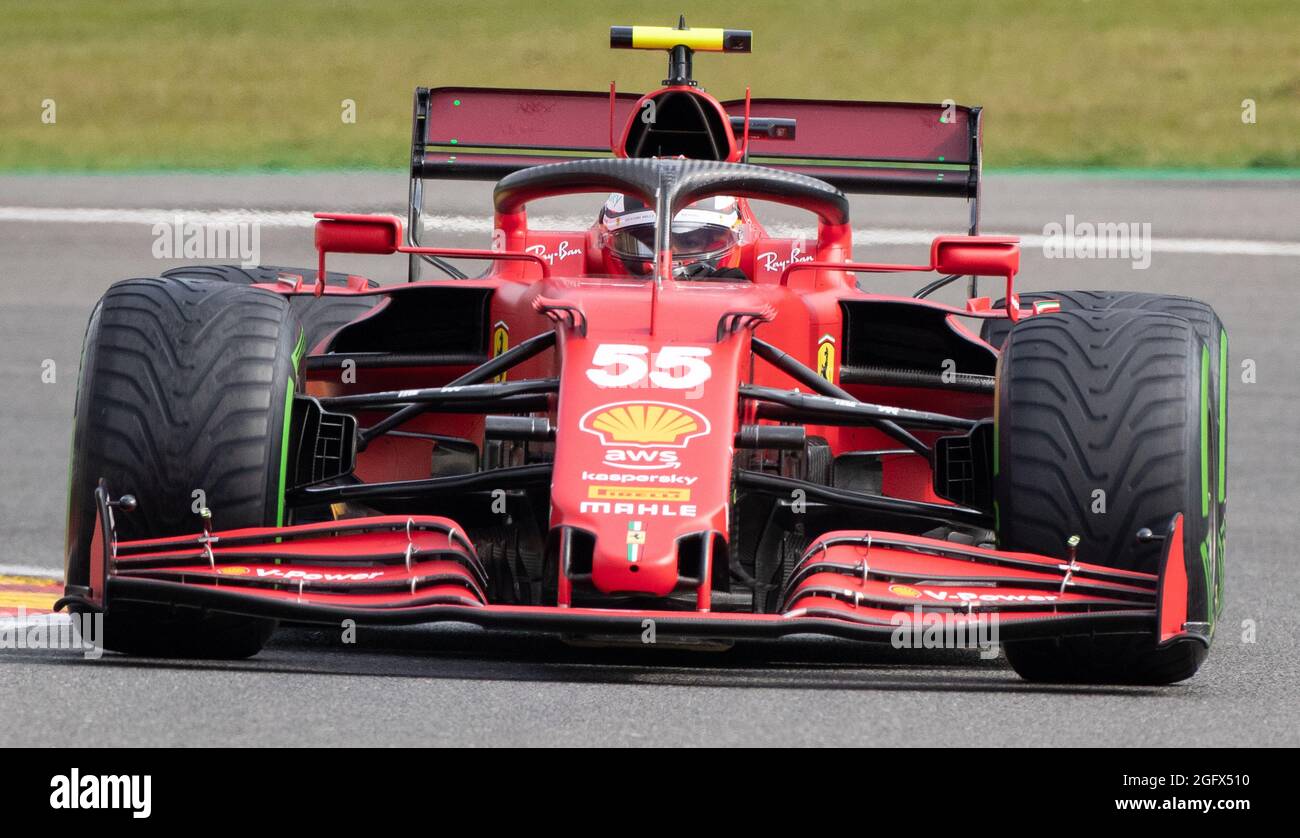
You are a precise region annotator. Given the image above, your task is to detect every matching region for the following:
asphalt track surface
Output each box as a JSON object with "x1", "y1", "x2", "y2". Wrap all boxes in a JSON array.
[{"x1": 0, "y1": 172, "x2": 1297, "y2": 746}]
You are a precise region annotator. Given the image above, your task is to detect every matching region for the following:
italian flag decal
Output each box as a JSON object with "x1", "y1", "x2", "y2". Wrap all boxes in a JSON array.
[{"x1": 626, "y1": 521, "x2": 646, "y2": 563}]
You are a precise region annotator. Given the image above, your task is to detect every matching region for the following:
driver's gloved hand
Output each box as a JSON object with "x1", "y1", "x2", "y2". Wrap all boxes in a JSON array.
[
  {"x1": 674, "y1": 263, "x2": 748, "y2": 280},
  {"x1": 675, "y1": 261, "x2": 714, "y2": 279}
]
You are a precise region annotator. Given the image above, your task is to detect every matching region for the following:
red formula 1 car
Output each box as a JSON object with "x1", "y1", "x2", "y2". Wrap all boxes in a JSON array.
[{"x1": 61, "y1": 23, "x2": 1226, "y2": 683}]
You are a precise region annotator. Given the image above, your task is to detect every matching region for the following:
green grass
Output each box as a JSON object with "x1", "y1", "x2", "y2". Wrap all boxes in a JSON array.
[{"x1": 2, "y1": 0, "x2": 1297, "y2": 171}]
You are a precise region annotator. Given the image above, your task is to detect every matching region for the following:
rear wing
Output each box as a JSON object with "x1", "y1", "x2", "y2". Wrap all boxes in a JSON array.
[
  {"x1": 407, "y1": 86, "x2": 982, "y2": 274},
  {"x1": 720, "y1": 97, "x2": 981, "y2": 202},
  {"x1": 412, "y1": 86, "x2": 980, "y2": 196},
  {"x1": 412, "y1": 87, "x2": 642, "y2": 179}
]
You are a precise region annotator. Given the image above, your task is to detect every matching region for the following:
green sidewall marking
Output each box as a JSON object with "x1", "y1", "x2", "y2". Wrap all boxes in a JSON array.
[
  {"x1": 1217, "y1": 329, "x2": 1227, "y2": 504},
  {"x1": 1216, "y1": 521, "x2": 1226, "y2": 619},
  {"x1": 276, "y1": 380, "x2": 294, "y2": 527},
  {"x1": 1200, "y1": 344, "x2": 1210, "y2": 518},
  {"x1": 1212, "y1": 329, "x2": 1227, "y2": 622},
  {"x1": 275, "y1": 328, "x2": 307, "y2": 528},
  {"x1": 1196, "y1": 342, "x2": 1217, "y2": 625},
  {"x1": 1200, "y1": 541, "x2": 1214, "y2": 624},
  {"x1": 291, "y1": 328, "x2": 307, "y2": 366}
]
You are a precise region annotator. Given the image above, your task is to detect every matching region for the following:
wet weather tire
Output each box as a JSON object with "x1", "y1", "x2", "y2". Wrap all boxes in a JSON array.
[
  {"x1": 986, "y1": 290, "x2": 1229, "y2": 590},
  {"x1": 994, "y1": 308, "x2": 1222, "y2": 684},
  {"x1": 65, "y1": 277, "x2": 306, "y2": 658},
  {"x1": 160, "y1": 264, "x2": 378, "y2": 350}
]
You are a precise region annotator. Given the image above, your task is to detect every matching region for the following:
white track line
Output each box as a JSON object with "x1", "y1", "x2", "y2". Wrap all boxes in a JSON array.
[
  {"x1": 0, "y1": 563, "x2": 62, "y2": 579},
  {"x1": 1, "y1": 206, "x2": 1298, "y2": 257}
]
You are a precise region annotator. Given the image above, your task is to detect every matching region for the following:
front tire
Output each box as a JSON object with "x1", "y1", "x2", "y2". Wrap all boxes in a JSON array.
[
  {"x1": 65, "y1": 277, "x2": 306, "y2": 658},
  {"x1": 986, "y1": 289, "x2": 1228, "y2": 608},
  {"x1": 994, "y1": 309, "x2": 1221, "y2": 684},
  {"x1": 159, "y1": 264, "x2": 379, "y2": 351}
]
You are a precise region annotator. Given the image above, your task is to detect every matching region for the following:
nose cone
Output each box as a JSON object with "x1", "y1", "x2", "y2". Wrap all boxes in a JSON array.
[
  {"x1": 591, "y1": 515, "x2": 684, "y2": 596},
  {"x1": 547, "y1": 331, "x2": 746, "y2": 600},
  {"x1": 584, "y1": 494, "x2": 710, "y2": 596}
]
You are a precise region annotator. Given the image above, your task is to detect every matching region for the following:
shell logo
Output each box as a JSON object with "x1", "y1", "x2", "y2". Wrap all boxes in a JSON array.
[
  {"x1": 888, "y1": 584, "x2": 922, "y2": 599},
  {"x1": 580, "y1": 401, "x2": 710, "y2": 448},
  {"x1": 216, "y1": 566, "x2": 251, "y2": 576}
]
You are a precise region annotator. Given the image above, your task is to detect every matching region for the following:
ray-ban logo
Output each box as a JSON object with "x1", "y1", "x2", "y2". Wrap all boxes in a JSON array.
[{"x1": 50, "y1": 769, "x2": 151, "y2": 819}]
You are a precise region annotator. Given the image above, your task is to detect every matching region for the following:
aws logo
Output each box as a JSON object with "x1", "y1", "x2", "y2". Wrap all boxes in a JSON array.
[{"x1": 580, "y1": 401, "x2": 711, "y2": 471}]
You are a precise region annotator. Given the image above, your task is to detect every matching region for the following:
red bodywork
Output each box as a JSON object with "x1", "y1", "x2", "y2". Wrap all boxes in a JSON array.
[{"x1": 73, "y1": 57, "x2": 1203, "y2": 653}]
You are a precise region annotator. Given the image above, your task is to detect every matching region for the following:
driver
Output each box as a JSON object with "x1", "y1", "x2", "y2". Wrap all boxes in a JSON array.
[{"x1": 597, "y1": 193, "x2": 748, "y2": 279}]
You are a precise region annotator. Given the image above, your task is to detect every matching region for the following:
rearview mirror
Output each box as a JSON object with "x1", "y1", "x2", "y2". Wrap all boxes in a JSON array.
[
  {"x1": 314, "y1": 213, "x2": 403, "y2": 255},
  {"x1": 931, "y1": 235, "x2": 1019, "y2": 278}
]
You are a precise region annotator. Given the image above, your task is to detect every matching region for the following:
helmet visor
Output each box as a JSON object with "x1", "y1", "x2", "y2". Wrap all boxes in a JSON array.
[
  {"x1": 608, "y1": 223, "x2": 738, "y2": 263},
  {"x1": 671, "y1": 223, "x2": 737, "y2": 260}
]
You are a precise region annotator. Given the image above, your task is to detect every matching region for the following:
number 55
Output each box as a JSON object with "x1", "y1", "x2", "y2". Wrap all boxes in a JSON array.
[{"x1": 586, "y1": 344, "x2": 712, "y2": 390}]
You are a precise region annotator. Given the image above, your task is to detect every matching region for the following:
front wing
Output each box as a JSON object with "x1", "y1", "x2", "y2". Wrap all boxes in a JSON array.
[{"x1": 62, "y1": 485, "x2": 1207, "y2": 650}]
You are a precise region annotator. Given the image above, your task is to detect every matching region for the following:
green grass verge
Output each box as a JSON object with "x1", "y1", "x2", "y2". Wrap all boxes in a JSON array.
[{"x1": 3, "y1": 0, "x2": 1297, "y2": 171}]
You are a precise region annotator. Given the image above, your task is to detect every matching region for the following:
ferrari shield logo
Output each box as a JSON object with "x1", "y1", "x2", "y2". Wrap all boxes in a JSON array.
[
  {"x1": 816, "y1": 334, "x2": 836, "y2": 382},
  {"x1": 492, "y1": 321, "x2": 509, "y2": 382}
]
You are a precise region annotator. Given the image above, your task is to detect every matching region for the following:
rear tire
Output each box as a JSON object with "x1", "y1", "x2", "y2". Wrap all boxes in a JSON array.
[
  {"x1": 65, "y1": 277, "x2": 306, "y2": 658},
  {"x1": 160, "y1": 264, "x2": 378, "y2": 350},
  {"x1": 994, "y1": 309, "x2": 1221, "y2": 684}
]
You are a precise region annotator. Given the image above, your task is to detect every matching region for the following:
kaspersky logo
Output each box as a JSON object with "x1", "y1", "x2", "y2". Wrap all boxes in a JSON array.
[{"x1": 580, "y1": 401, "x2": 710, "y2": 470}]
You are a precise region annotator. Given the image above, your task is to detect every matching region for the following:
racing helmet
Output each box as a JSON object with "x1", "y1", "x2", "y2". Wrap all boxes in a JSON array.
[{"x1": 597, "y1": 193, "x2": 744, "y2": 278}]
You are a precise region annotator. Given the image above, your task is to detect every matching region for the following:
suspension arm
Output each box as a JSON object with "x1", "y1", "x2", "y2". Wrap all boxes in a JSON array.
[
  {"x1": 735, "y1": 470, "x2": 991, "y2": 529},
  {"x1": 740, "y1": 384, "x2": 978, "y2": 431},
  {"x1": 293, "y1": 463, "x2": 553, "y2": 504},
  {"x1": 358, "y1": 331, "x2": 557, "y2": 445}
]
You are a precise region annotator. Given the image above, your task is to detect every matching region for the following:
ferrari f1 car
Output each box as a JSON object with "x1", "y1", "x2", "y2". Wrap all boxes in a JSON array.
[{"x1": 61, "y1": 23, "x2": 1227, "y2": 683}]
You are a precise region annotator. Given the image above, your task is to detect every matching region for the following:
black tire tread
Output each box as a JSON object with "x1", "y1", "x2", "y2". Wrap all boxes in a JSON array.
[
  {"x1": 65, "y1": 277, "x2": 302, "y2": 658},
  {"x1": 996, "y1": 308, "x2": 1210, "y2": 684},
  {"x1": 997, "y1": 309, "x2": 1196, "y2": 570},
  {"x1": 983, "y1": 290, "x2": 1227, "y2": 521},
  {"x1": 160, "y1": 264, "x2": 379, "y2": 350},
  {"x1": 982, "y1": 290, "x2": 1219, "y2": 351},
  {"x1": 159, "y1": 263, "x2": 371, "y2": 289},
  {"x1": 84, "y1": 278, "x2": 299, "y2": 538},
  {"x1": 1004, "y1": 635, "x2": 1208, "y2": 685}
]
